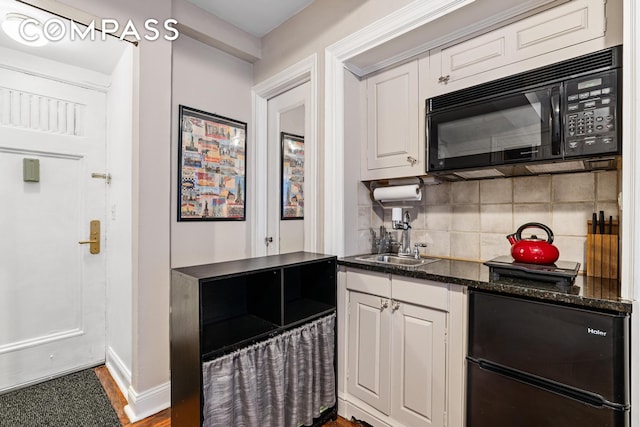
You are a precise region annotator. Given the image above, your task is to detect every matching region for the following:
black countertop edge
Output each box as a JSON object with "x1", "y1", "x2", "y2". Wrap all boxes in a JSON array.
[
  {"x1": 174, "y1": 252, "x2": 336, "y2": 280},
  {"x1": 338, "y1": 257, "x2": 633, "y2": 314}
]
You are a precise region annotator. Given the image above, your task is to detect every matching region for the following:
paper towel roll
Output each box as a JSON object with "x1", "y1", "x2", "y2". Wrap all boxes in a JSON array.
[{"x1": 373, "y1": 184, "x2": 422, "y2": 202}]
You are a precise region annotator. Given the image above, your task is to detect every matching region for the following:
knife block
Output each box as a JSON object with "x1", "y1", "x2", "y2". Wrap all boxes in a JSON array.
[{"x1": 586, "y1": 220, "x2": 619, "y2": 279}]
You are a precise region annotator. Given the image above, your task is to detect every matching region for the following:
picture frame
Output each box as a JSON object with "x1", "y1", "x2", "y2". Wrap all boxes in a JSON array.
[
  {"x1": 178, "y1": 105, "x2": 247, "y2": 221},
  {"x1": 280, "y1": 132, "x2": 304, "y2": 220}
]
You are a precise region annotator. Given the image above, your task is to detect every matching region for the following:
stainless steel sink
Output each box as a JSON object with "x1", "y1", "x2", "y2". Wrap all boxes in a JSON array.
[{"x1": 355, "y1": 253, "x2": 441, "y2": 268}]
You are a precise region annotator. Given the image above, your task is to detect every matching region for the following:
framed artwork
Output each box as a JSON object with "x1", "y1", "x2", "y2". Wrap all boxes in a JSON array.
[
  {"x1": 281, "y1": 132, "x2": 304, "y2": 220},
  {"x1": 178, "y1": 105, "x2": 246, "y2": 221}
]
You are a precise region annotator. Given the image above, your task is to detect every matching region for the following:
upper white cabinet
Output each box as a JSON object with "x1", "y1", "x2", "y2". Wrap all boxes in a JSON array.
[
  {"x1": 362, "y1": 60, "x2": 421, "y2": 180},
  {"x1": 429, "y1": 0, "x2": 607, "y2": 96}
]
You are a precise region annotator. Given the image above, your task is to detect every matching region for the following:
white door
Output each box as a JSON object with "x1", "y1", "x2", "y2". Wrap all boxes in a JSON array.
[
  {"x1": 266, "y1": 82, "x2": 309, "y2": 255},
  {"x1": 0, "y1": 68, "x2": 107, "y2": 392}
]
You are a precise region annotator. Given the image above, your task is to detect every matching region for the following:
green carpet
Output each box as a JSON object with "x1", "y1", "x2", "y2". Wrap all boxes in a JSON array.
[{"x1": 0, "y1": 369, "x2": 120, "y2": 427}]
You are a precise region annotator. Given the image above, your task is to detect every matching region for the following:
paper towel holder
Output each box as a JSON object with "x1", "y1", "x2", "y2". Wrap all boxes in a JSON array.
[{"x1": 366, "y1": 176, "x2": 439, "y2": 209}]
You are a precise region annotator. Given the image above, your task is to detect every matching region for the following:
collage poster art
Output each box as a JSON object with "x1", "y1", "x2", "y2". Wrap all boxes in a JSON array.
[
  {"x1": 281, "y1": 132, "x2": 304, "y2": 219},
  {"x1": 179, "y1": 106, "x2": 246, "y2": 220}
]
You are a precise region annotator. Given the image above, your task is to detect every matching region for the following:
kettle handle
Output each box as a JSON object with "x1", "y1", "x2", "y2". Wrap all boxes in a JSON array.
[{"x1": 515, "y1": 222, "x2": 554, "y2": 244}]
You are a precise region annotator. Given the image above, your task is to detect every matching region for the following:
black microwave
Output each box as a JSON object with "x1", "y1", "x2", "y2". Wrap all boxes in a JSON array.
[{"x1": 426, "y1": 46, "x2": 622, "y2": 178}]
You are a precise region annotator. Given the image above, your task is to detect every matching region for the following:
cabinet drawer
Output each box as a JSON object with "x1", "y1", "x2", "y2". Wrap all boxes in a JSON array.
[
  {"x1": 392, "y1": 276, "x2": 449, "y2": 311},
  {"x1": 346, "y1": 269, "x2": 390, "y2": 297}
]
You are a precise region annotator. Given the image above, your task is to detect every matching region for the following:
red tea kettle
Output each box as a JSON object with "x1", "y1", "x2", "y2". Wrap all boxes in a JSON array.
[{"x1": 506, "y1": 222, "x2": 559, "y2": 265}]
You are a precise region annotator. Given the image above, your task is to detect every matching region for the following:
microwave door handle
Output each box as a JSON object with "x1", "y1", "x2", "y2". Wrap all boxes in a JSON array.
[{"x1": 550, "y1": 86, "x2": 561, "y2": 155}]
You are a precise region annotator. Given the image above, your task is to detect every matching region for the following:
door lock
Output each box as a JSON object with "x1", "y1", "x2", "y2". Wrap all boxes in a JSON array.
[
  {"x1": 265, "y1": 236, "x2": 273, "y2": 246},
  {"x1": 78, "y1": 220, "x2": 100, "y2": 254}
]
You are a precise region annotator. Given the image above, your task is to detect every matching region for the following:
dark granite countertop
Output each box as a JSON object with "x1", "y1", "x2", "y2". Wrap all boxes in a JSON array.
[{"x1": 339, "y1": 254, "x2": 632, "y2": 313}]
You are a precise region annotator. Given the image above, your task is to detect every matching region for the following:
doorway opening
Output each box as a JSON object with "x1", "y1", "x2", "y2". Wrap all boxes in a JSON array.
[{"x1": 0, "y1": 0, "x2": 134, "y2": 395}]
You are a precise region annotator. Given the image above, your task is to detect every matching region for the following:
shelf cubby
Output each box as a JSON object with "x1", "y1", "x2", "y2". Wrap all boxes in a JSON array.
[{"x1": 171, "y1": 252, "x2": 337, "y2": 427}]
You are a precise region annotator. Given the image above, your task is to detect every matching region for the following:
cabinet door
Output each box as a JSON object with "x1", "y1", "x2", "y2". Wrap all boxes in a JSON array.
[
  {"x1": 391, "y1": 301, "x2": 447, "y2": 427},
  {"x1": 429, "y1": 0, "x2": 606, "y2": 95},
  {"x1": 347, "y1": 291, "x2": 392, "y2": 414},
  {"x1": 362, "y1": 61, "x2": 420, "y2": 180}
]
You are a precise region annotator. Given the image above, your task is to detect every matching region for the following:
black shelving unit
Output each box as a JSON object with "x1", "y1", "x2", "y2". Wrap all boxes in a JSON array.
[{"x1": 171, "y1": 252, "x2": 337, "y2": 427}]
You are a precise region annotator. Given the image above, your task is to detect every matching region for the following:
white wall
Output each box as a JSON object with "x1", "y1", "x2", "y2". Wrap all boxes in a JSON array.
[
  {"x1": 344, "y1": 70, "x2": 365, "y2": 257},
  {"x1": 41, "y1": 0, "x2": 174, "y2": 420},
  {"x1": 106, "y1": 43, "x2": 134, "y2": 393},
  {"x1": 170, "y1": 35, "x2": 254, "y2": 268},
  {"x1": 254, "y1": 0, "x2": 413, "y2": 82}
]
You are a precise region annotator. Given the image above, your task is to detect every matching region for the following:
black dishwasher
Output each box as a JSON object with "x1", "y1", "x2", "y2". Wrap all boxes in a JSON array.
[{"x1": 467, "y1": 290, "x2": 630, "y2": 427}]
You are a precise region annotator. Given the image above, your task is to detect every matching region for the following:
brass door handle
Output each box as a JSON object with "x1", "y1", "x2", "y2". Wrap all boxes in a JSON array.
[{"x1": 78, "y1": 220, "x2": 100, "y2": 254}]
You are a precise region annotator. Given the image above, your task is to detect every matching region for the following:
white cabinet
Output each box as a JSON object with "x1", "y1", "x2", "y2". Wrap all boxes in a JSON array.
[
  {"x1": 361, "y1": 60, "x2": 422, "y2": 180},
  {"x1": 429, "y1": 0, "x2": 608, "y2": 96},
  {"x1": 390, "y1": 298, "x2": 447, "y2": 427},
  {"x1": 344, "y1": 270, "x2": 465, "y2": 427},
  {"x1": 347, "y1": 291, "x2": 392, "y2": 414}
]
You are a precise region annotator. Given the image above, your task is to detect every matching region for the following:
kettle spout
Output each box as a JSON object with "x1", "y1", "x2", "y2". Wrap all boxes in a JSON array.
[{"x1": 506, "y1": 233, "x2": 518, "y2": 245}]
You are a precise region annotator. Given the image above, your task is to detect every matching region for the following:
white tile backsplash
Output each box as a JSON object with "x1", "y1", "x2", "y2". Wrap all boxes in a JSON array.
[
  {"x1": 480, "y1": 179, "x2": 513, "y2": 203},
  {"x1": 596, "y1": 170, "x2": 618, "y2": 201},
  {"x1": 595, "y1": 202, "x2": 619, "y2": 221},
  {"x1": 513, "y1": 204, "x2": 552, "y2": 229},
  {"x1": 425, "y1": 204, "x2": 451, "y2": 231},
  {"x1": 372, "y1": 205, "x2": 384, "y2": 229},
  {"x1": 356, "y1": 171, "x2": 619, "y2": 262},
  {"x1": 410, "y1": 205, "x2": 426, "y2": 230},
  {"x1": 358, "y1": 207, "x2": 372, "y2": 230},
  {"x1": 451, "y1": 204, "x2": 480, "y2": 232},
  {"x1": 425, "y1": 182, "x2": 451, "y2": 204},
  {"x1": 480, "y1": 233, "x2": 511, "y2": 261},
  {"x1": 552, "y1": 172, "x2": 595, "y2": 202},
  {"x1": 451, "y1": 232, "x2": 479, "y2": 260},
  {"x1": 553, "y1": 236, "x2": 587, "y2": 269},
  {"x1": 357, "y1": 229, "x2": 374, "y2": 254},
  {"x1": 513, "y1": 175, "x2": 551, "y2": 203},
  {"x1": 551, "y1": 202, "x2": 596, "y2": 236},
  {"x1": 424, "y1": 230, "x2": 450, "y2": 257},
  {"x1": 480, "y1": 204, "x2": 513, "y2": 233},
  {"x1": 451, "y1": 181, "x2": 479, "y2": 204}
]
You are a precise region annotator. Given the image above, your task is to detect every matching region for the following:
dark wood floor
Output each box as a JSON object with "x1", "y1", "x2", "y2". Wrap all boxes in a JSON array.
[{"x1": 95, "y1": 365, "x2": 357, "y2": 426}]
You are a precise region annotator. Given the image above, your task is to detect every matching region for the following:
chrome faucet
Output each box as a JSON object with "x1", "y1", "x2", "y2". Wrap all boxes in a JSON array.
[{"x1": 393, "y1": 210, "x2": 412, "y2": 256}]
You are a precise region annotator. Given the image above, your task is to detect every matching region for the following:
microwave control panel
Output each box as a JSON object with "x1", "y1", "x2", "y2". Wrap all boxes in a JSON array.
[{"x1": 563, "y1": 70, "x2": 619, "y2": 157}]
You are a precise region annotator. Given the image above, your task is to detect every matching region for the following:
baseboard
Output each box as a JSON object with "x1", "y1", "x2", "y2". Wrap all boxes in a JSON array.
[
  {"x1": 344, "y1": 401, "x2": 391, "y2": 427},
  {"x1": 338, "y1": 394, "x2": 347, "y2": 418},
  {"x1": 105, "y1": 347, "x2": 131, "y2": 400},
  {"x1": 123, "y1": 380, "x2": 171, "y2": 423}
]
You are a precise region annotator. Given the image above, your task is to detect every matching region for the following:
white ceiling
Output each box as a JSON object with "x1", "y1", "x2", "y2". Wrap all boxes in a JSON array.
[
  {"x1": 0, "y1": 0, "x2": 127, "y2": 75},
  {"x1": 186, "y1": 0, "x2": 315, "y2": 37},
  {"x1": 0, "y1": 0, "x2": 313, "y2": 76}
]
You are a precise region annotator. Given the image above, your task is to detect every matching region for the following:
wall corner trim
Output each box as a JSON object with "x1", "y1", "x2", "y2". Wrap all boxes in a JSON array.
[
  {"x1": 105, "y1": 347, "x2": 132, "y2": 401},
  {"x1": 123, "y1": 381, "x2": 170, "y2": 423}
]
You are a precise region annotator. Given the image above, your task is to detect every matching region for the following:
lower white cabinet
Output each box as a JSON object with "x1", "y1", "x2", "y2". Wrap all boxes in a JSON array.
[
  {"x1": 347, "y1": 291, "x2": 392, "y2": 414},
  {"x1": 391, "y1": 301, "x2": 447, "y2": 427},
  {"x1": 343, "y1": 269, "x2": 465, "y2": 427}
]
